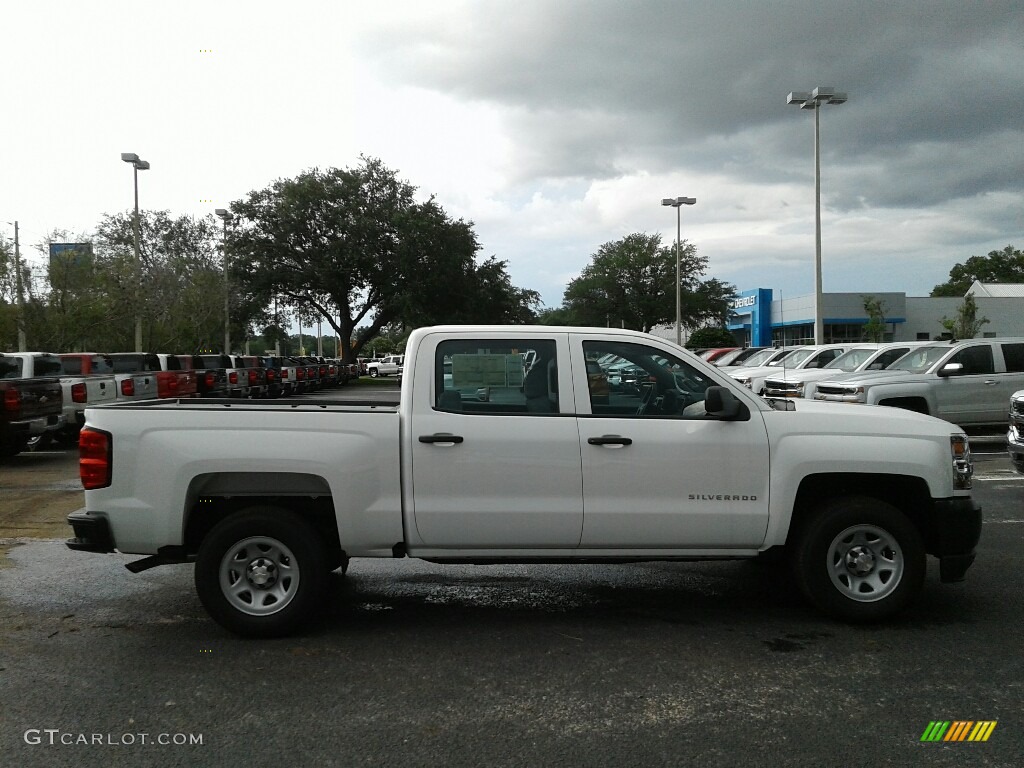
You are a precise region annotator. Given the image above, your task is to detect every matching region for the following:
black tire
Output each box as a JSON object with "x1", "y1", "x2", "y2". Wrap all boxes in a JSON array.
[
  {"x1": 195, "y1": 507, "x2": 330, "y2": 637},
  {"x1": 790, "y1": 496, "x2": 925, "y2": 622}
]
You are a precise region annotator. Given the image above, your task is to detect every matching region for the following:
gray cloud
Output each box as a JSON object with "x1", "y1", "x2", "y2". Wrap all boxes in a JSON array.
[{"x1": 364, "y1": 1, "x2": 1024, "y2": 207}]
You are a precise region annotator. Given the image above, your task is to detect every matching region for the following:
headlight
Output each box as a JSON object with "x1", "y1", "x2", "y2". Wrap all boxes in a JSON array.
[
  {"x1": 950, "y1": 434, "x2": 973, "y2": 490},
  {"x1": 794, "y1": 382, "x2": 805, "y2": 395},
  {"x1": 738, "y1": 377, "x2": 752, "y2": 389}
]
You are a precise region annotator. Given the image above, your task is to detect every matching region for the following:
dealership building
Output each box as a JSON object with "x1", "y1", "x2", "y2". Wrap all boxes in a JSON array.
[{"x1": 721, "y1": 282, "x2": 1024, "y2": 347}]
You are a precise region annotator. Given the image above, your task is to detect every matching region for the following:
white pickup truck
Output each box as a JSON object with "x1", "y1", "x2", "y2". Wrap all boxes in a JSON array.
[{"x1": 67, "y1": 326, "x2": 981, "y2": 637}]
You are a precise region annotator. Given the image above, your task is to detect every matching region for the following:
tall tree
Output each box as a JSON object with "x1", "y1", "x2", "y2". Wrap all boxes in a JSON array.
[
  {"x1": 940, "y1": 294, "x2": 990, "y2": 340},
  {"x1": 931, "y1": 245, "x2": 1024, "y2": 297},
  {"x1": 94, "y1": 212, "x2": 233, "y2": 352},
  {"x1": 563, "y1": 233, "x2": 735, "y2": 333},
  {"x1": 861, "y1": 295, "x2": 888, "y2": 342},
  {"x1": 230, "y1": 158, "x2": 538, "y2": 360}
]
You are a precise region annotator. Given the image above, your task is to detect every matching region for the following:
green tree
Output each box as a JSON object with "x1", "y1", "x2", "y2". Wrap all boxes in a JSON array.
[
  {"x1": 940, "y1": 294, "x2": 990, "y2": 340},
  {"x1": 230, "y1": 158, "x2": 538, "y2": 361},
  {"x1": 536, "y1": 305, "x2": 580, "y2": 326},
  {"x1": 93, "y1": 211, "x2": 234, "y2": 352},
  {"x1": 686, "y1": 327, "x2": 736, "y2": 349},
  {"x1": 563, "y1": 233, "x2": 735, "y2": 333},
  {"x1": 861, "y1": 295, "x2": 888, "y2": 342},
  {"x1": 931, "y1": 245, "x2": 1024, "y2": 297}
]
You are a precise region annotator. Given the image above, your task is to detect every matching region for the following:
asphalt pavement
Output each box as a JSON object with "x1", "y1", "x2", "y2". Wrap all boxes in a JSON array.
[{"x1": 1, "y1": 454, "x2": 1021, "y2": 767}]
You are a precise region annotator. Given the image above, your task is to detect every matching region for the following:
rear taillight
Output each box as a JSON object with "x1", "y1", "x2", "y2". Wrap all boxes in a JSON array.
[
  {"x1": 266, "y1": 369, "x2": 277, "y2": 382},
  {"x1": 229, "y1": 371, "x2": 238, "y2": 384},
  {"x1": 79, "y1": 428, "x2": 112, "y2": 490},
  {"x1": 156, "y1": 373, "x2": 174, "y2": 398},
  {"x1": 72, "y1": 382, "x2": 87, "y2": 403},
  {"x1": 248, "y1": 370, "x2": 257, "y2": 385},
  {"x1": 120, "y1": 379, "x2": 135, "y2": 397},
  {"x1": 4, "y1": 389, "x2": 20, "y2": 414},
  {"x1": 205, "y1": 372, "x2": 215, "y2": 388},
  {"x1": 281, "y1": 369, "x2": 289, "y2": 380},
  {"x1": 296, "y1": 368, "x2": 305, "y2": 380}
]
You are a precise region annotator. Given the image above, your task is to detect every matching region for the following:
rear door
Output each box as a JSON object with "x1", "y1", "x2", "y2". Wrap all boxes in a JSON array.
[{"x1": 408, "y1": 332, "x2": 583, "y2": 549}]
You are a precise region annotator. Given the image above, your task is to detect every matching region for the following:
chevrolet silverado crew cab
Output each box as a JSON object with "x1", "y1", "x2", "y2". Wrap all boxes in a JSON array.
[
  {"x1": 67, "y1": 326, "x2": 981, "y2": 637},
  {"x1": 813, "y1": 337, "x2": 1024, "y2": 428}
]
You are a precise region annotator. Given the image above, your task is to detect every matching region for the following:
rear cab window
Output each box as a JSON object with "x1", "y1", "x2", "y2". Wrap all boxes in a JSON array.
[{"x1": 432, "y1": 337, "x2": 561, "y2": 415}]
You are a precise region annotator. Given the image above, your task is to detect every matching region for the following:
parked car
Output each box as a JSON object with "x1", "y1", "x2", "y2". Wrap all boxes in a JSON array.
[
  {"x1": 61, "y1": 353, "x2": 159, "y2": 404},
  {"x1": 106, "y1": 353, "x2": 196, "y2": 400},
  {"x1": 1009, "y1": 389, "x2": 1024, "y2": 474},
  {"x1": 232, "y1": 356, "x2": 269, "y2": 398},
  {"x1": 0, "y1": 354, "x2": 64, "y2": 458},
  {"x1": 255, "y1": 356, "x2": 291, "y2": 398},
  {"x1": 153, "y1": 354, "x2": 199, "y2": 399},
  {"x1": 366, "y1": 354, "x2": 403, "y2": 377},
  {"x1": 762, "y1": 342, "x2": 929, "y2": 399},
  {"x1": 177, "y1": 355, "x2": 228, "y2": 398},
  {"x1": 729, "y1": 344, "x2": 850, "y2": 395},
  {"x1": 813, "y1": 338, "x2": 1024, "y2": 428},
  {"x1": 192, "y1": 354, "x2": 248, "y2": 397},
  {"x1": 10, "y1": 352, "x2": 114, "y2": 447}
]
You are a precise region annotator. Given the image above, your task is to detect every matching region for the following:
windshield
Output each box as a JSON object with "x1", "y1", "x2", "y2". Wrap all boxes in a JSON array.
[
  {"x1": 888, "y1": 345, "x2": 950, "y2": 373},
  {"x1": 740, "y1": 348, "x2": 781, "y2": 367},
  {"x1": 825, "y1": 348, "x2": 877, "y2": 371},
  {"x1": 765, "y1": 349, "x2": 805, "y2": 367}
]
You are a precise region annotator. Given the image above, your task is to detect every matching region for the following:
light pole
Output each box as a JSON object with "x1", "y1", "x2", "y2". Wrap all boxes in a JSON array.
[
  {"x1": 661, "y1": 196, "x2": 697, "y2": 346},
  {"x1": 787, "y1": 87, "x2": 847, "y2": 344},
  {"x1": 121, "y1": 153, "x2": 150, "y2": 352},
  {"x1": 215, "y1": 209, "x2": 234, "y2": 355}
]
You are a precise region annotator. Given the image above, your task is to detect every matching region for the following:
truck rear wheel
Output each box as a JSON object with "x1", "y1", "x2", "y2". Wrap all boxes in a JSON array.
[
  {"x1": 195, "y1": 507, "x2": 330, "y2": 637},
  {"x1": 791, "y1": 497, "x2": 925, "y2": 622}
]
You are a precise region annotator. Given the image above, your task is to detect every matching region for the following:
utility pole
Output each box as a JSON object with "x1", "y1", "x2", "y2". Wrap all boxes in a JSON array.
[{"x1": 14, "y1": 221, "x2": 26, "y2": 352}]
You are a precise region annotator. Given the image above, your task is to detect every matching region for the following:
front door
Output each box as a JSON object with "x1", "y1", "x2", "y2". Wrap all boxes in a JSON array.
[{"x1": 575, "y1": 338, "x2": 771, "y2": 549}]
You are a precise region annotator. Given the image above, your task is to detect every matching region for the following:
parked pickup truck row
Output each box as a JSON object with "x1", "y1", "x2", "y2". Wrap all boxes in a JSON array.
[
  {"x1": 68, "y1": 325, "x2": 981, "y2": 637},
  {"x1": 0, "y1": 351, "x2": 359, "y2": 456}
]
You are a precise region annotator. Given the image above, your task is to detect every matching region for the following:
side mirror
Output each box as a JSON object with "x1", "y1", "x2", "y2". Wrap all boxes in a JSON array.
[
  {"x1": 937, "y1": 362, "x2": 965, "y2": 378},
  {"x1": 705, "y1": 386, "x2": 743, "y2": 419}
]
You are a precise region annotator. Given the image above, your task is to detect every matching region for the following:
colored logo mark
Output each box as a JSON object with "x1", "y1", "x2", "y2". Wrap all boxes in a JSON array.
[{"x1": 921, "y1": 721, "x2": 997, "y2": 742}]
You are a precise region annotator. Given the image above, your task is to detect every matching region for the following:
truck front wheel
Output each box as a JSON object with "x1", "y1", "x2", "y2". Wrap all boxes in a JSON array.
[
  {"x1": 791, "y1": 497, "x2": 925, "y2": 622},
  {"x1": 195, "y1": 507, "x2": 330, "y2": 637}
]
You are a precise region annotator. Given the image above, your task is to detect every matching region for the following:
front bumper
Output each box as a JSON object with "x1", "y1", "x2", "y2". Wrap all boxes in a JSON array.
[
  {"x1": 1009, "y1": 420, "x2": 1024, "y2": 474},
  {"x1": 928, "y1": 497, "x2": 982, "y2": 582},
  {"x1": 66, "y1": 511, "x2": 116, "y2": 553}
]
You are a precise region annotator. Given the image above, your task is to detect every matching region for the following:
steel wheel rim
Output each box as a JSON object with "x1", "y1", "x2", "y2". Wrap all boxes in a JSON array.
[
  {"x1": 827, "y1": 524, "x2": 904, "y2": 603},
  {"x1": 219, "y1": 536, "x2": 301, "y2": 616}
]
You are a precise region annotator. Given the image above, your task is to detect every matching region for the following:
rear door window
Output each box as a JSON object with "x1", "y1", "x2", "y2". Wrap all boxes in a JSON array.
[{"x1": 1001, "y1": 343, "x2": 1024, "y2": 373}]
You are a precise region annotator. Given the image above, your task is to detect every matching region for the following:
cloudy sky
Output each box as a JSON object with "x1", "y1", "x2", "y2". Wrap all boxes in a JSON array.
[{"x1": 3, "y1": 0, "x2": 1021, "y2": 311}]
